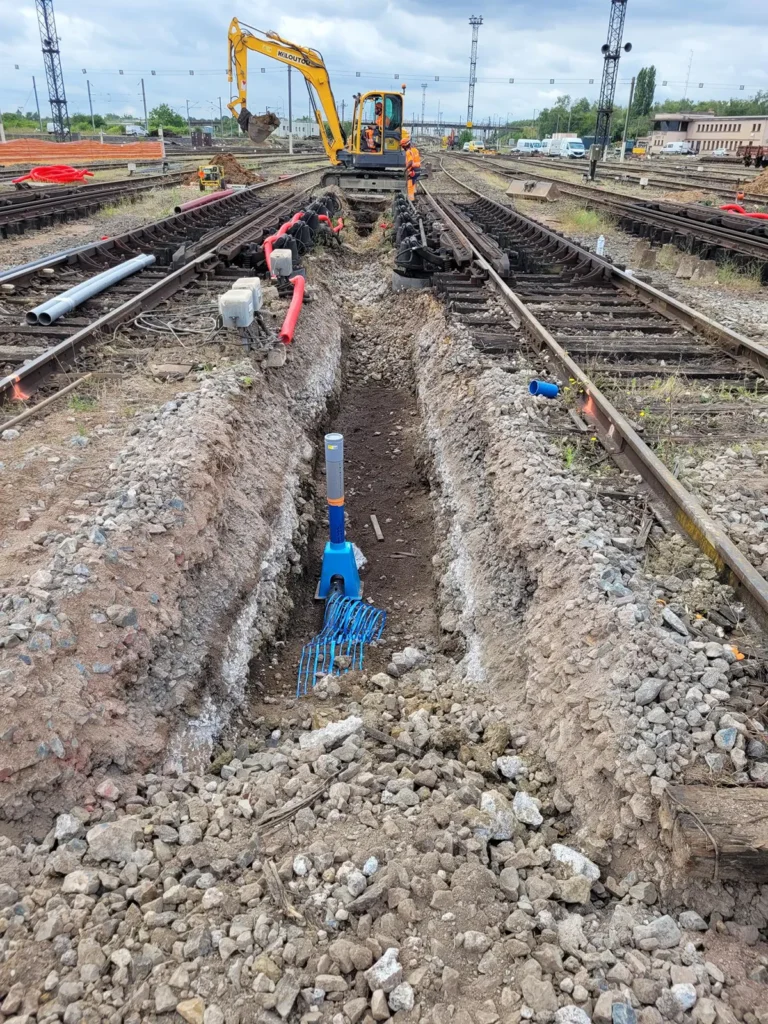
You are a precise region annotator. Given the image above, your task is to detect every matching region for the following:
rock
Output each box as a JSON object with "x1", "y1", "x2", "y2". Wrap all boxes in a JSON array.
[
  {"x1": 498, "y1": 866, "x2": 520, "y2": 897},
  {"x1": 155, "y1": 986, "x2": 177, "y2": 1014},
  {"x1": 389, "y1": 983, "x2": 415, "y2": 1012},
  {"x1": 463, "y1": 930, "x2": 491, "y2": 954},
  {"x1": 365, "y1": 948, "x2": 403, "y2": 993},
  {"x1": 555, "y1": 1009, "x2": 592, "y2": 1024},
  {"x1": 176, "y1": 998, "x2": 205, "y2": 1024},
  {"x1": 521, "y1": 976, "x2": 558, "y2": 1013},
  {"x1": 558, "y1": 914, "x2": 586, "y2": 955},
  {"x1": 85, "y1": 816, "x2": 141, "y2": 862},
  {"x1": 633, "y1": 980, "x2": 662, "y2": 1006},
  {"x1": 593, "y1": 992, "x2": 615, "y2": 1024},
  {"x1": 105, "y1": 604, "x2": 138, "y2": 628},
  {"x1": 62, "y1": 870, "x2": 100, "y2": 895},
  {"x1": 497, "y1": 755, "x2": 527, "y2": 779},
  {"x1": 203, "y1": 1008, "x2": 225, "y2": 1024},
  {"x1": 557, "y1": 874, "x2": 593, "y2": 905},
  {"x1": 299, "y1": 715, "x2": 363, "y2": 751},
  {"x1": 371, "y1": 990, "x2": 390, "y2": 1021},
  {"x1": 344, "y1": 998, "x2": 368, "y2": 1024},
  {"x1": 714, "y1": 728, "x2": 737, "y2": 752},
  {"x1": 512, "y1": 791, "x2": 543, "y2": 826},
  {"x1": 670, "y1": 984, "x2": 697, "y2": 1012},
  {"x1": 475, "y1": 790, "x2": 517, "y2": 840},
  {"x1": 54, "y1": 814, "x2": 83, "y2": 842},
  {"x1": 274, "y1": 971, "x2": 301, "y2": 1019},
  {"x1": 633, "y1": 915, "x2": 681, "y2": 950},
  {"x1": 679, "y1": 910, "x2": 708, "y2": 932},
  {"x1": 483, "y1": 721, "x2": 511, "y2": 755},
  {"x1": 550, "y1": 844, "x2": 600, "y2": 882},
  {"x1": 95, "y1": 779, "x2": 121, "y2": 801},
  {"x1": 2, "y1": 429, "x2": 20, "y2": 441},
  {"x1": 662, "y1": 608, "x2": 689, "y2": 636},
  {"x1": 0, "y1": 884, "x2": 18, "y2": 908},
  {"x1": 635, "y1": 678, "x2": 664, "y2": 706},
  {"x1": 612, "y1": 1006, "x2": 637, "y2": 1024}
]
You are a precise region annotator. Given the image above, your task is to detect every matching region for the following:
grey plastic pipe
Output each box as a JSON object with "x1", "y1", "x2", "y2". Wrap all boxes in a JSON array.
[{"x1": 26, "y1": 253, "x2": 156, "y2": 326}]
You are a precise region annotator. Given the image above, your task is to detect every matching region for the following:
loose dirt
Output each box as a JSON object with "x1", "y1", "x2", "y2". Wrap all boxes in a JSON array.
[{"x1": 184, "y1": 152, "x2": 264, "y2": 186}]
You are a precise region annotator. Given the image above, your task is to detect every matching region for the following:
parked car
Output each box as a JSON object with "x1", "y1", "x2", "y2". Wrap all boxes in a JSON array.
[
  {"x1": 712, "y1": 148, "x2": 730, "y2": 157},
  {"x1": 125, "y1": 124, "x2": 148, "y2": 137}
]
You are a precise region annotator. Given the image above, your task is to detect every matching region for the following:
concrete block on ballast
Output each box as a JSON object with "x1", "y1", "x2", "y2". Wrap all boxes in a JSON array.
[
  {"x1": 218, "y1": 288, "x2": 254, "y2": 328},
  {"x1": 270, "y1": 249, "x2": 294, "y2": 278},
  {"x1": 391, "y1": 272, "x2": 432, "y2": 292},
  {"x1": 691, "y1": 259, "x2": 718, "y2": 283},
  {"x1": 233, "y1": 277, "x2": 263, "y2": 311}
]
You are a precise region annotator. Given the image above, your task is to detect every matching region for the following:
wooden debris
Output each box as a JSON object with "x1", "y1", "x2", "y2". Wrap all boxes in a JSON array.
[
  {"x1": 363, "y1": 723, "x2": 420, "y2": 757},
  {"x1": 660, "y1": 784, "x2": 768, "y2": 883},
  {"x1": 370, "y1": 514, "x2": 384, "y2": 541},
  {"x1": 635, "y1": 515, "x2": 654, "y2": 549}
]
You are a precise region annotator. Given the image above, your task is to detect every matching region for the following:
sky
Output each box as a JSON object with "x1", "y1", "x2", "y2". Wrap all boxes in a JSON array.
[{"x1": 1, "y1": 0, "x2": 767, "y2": 128}]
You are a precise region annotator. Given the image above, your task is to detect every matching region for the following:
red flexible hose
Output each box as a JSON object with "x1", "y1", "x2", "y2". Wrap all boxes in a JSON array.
[
  {"x1": 333, "y1": 217, "x2": 344, "y2": 234},
  {"x1": 263, "y1": 210, "x2": 305, "y2": 275},
  {"x1": 12, "y1": 165, "x2": 94, "y2": 184},
  {"x1": 318, "y1": 213, "x2": 345, "y2": 234},
  {"x1": 278, "y1": 275, "x2": 306, "y2": 344},
  {"x1": 720, "y1": 204, "x2": 746, "y2": 214}
]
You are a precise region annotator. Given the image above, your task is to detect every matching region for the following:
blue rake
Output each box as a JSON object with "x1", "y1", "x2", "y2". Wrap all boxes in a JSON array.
[{"x1": 297, "y1": 590, "x2": 386, "y2": 696}]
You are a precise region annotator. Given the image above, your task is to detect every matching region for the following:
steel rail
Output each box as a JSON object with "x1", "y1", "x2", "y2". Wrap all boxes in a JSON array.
[
  {"x1": 452, "y1": 155, "x2": 768, "y2": 265},
  {"x1": 496, "y1": 154, "x2": 765, "y2": 202},
  {"x1": 0, "y1": 167, "x2": 323, "y2": 288},
  {"x1": 0, "y1": 186, "x2": 312, "y2": 403},
  {"x1": 428, "y1": 161, "x2": 768, "y2": 629}
]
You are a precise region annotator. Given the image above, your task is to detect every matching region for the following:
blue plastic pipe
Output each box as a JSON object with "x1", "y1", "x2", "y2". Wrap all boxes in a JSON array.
[{"x1": 529, "y1": 379, "x2": 559, "y2": 399}]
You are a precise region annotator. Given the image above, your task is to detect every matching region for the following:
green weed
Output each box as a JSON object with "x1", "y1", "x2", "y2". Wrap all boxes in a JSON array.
[
  {"x1": 68, "y1": 394, "x2": 96, "y2": 412},
  {"x1": 715, "y1": 260, "x2": 763, "y2": 293}
]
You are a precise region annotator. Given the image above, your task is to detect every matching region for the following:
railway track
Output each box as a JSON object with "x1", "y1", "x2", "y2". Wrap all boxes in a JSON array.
[
  {"x1": 412, "y1": 160, "x2": 768, "y2": 629},
  {"x1": 502, "y1": 153, "x2": 763, "y2": 199},
  {"x1": 452, "y1": 155, "x2": 768, "y2": 281},
  {"x1": 0, "y1": 172, "x2": 191, "y2": 238},
  {"x1": 0, "y1": 167, "x2": 323, "y2": 407}
]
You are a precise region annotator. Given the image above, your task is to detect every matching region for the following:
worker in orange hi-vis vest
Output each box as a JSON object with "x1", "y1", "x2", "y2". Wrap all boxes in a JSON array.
[{"x1": 401, "y1": 131, "x2": 421, "y2": 202}]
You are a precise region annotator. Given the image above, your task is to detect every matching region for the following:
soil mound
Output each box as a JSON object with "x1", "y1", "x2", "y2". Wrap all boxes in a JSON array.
[{"x1": 185, "y1": 153, "x2": 263, "y2": 186}]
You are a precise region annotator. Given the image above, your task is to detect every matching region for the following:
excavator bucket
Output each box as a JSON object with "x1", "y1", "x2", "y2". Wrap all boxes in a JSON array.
[
  {"x1": 238, "y1": 108, "x2": 281, "y2": 144},
  {"x1": 506, "y1": 179, "x2": 559, "y2": 202}
]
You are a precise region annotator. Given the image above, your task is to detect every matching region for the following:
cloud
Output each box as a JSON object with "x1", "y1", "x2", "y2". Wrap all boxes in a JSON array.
[{"x1": 0, "y1": 0, "x2": 765, "y2": 126}]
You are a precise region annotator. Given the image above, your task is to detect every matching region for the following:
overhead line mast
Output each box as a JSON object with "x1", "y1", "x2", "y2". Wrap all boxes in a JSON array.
[
  {"x1": 36, "y1": 0, "x2": 71, "y2": 141},
  {"x1": 594, "y1": 0, "x2": 632, "y2": 156}
]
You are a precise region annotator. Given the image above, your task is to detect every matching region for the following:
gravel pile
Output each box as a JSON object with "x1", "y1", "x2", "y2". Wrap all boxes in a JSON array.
[{"x1": 0, "y1": 654, "x2": 762, "y2": 1024}]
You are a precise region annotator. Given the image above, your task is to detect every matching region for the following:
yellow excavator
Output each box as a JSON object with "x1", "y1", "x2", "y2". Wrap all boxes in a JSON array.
[{"x1": 227, "y1": 18, "x2": 407, "y2": 191}]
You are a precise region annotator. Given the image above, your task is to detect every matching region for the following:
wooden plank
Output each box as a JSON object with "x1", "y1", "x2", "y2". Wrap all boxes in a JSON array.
[
  {"x1": 370, "y1": 514, "x2": 384, "y2": 542},
  {"x1": 660, "y1": 784, "x2": 768, "y2": 883}
]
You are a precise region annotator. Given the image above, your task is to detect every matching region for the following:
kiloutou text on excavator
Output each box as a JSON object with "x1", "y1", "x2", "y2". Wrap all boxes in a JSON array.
[{"x1": 227, "y1": 18, "x2": 408, "y2": 192}]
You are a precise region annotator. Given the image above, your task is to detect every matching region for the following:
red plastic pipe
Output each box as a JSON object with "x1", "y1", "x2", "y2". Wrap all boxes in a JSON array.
[
  {"x1": 12, "y1": 165, "x2": 94, "y2": 184},
  {"x1": 719, "y1": 203, "x2": 768, "y2": 221},
  {"x1": 278, "y1": 275, "x2": 306, "y2": 344},
  {"x1": 174, "y1": 188, "x2": 234, "y2": 213},
  {"x1": 318, "y1": 213, "x2": 345, "y2": 234},
  {"x1": 263, "y1": 210, "x2": 305, "y2": 275}
]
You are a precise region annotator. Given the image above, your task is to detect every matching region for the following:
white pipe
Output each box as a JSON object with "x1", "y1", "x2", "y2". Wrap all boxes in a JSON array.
[{"x1": 27, "y1": 254, "x2": 156, "y2": 326}]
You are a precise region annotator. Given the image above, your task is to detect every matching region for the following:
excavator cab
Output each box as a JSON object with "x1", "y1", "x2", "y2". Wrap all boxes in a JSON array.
[{"x1": 351, "y1": 92, "x2": 405, "y2": 169}]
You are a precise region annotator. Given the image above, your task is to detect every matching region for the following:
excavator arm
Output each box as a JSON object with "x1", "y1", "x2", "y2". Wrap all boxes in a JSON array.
[{"x1": 227, "y1": 18, "x2": 347, "y2": 162}]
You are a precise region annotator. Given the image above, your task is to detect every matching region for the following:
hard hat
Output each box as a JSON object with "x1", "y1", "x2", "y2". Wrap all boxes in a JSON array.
[{"x1": 400, "y1": 130, "x2": 411, "y2": 146}]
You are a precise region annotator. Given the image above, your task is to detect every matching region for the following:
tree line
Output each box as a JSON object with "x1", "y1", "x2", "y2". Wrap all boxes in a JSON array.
[{"x1": 492, "y1": 68, "x2": 768, "y2": 146}]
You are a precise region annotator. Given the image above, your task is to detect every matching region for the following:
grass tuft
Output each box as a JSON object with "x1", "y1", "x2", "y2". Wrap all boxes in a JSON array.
[{"x1": 561, "y1": 206, "x2": 613, "y2": 236}]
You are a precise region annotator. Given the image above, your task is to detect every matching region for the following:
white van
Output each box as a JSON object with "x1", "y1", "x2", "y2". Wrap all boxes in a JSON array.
[
  {"x1": 660, "y1": 141, "x2": 693, "y2": 155},
  {"x1": 125, "y1": 124, "x2": 148, "y2": 137},
  {"x1": 548, "y1": 137, "x2": 585, "y2": 158},
  {"x1": 514, "y1": 139, "x2": 542, "y2": 155}
]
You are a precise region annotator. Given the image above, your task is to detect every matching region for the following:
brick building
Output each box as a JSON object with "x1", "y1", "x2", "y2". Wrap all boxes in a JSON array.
[{"x1": 649, "y1": 112, "x2": 767, "y2": 155}]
